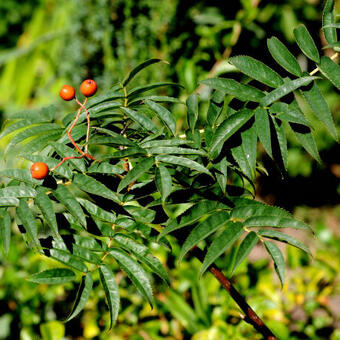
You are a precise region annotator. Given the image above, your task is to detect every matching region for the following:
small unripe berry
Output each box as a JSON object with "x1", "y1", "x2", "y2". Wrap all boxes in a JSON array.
[
  {"x1": 30, "y1": 162, "x2": 49, "y2": 180},
  {"x1": 59, "y1": 85, "x2": 75, "y2": 101},
  {"x1": 80, "y1": 79, "x2": 97, "y2": 97}
]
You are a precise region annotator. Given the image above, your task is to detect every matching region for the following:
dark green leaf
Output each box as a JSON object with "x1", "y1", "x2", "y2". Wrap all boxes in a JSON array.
[
  {"x1": 77, "y1": 198, "x2": 116, "y2": 223},
  {"x1": 322, "y1": 0, "x2": 337, "y2": 45},
  {"x1": 141, "y1": 139, "x2": 193, "y2": 148},
  {"x1": 99, "y1": 264, "x2": 120, "y2": 329},
  {"x1": 269, "y1": 102, "x2": 311, "y2": 127},
  {"x1": 0, "y1": 198, "x2": 19, "y2": 207},
  {"x1": 51, "y1": 143, "x2": 86, "y2": 173},
  {"x1": 209, "y1": 108, "x2": 254, "y2": 154},
  {"x1": 0, "y1": 209, "x2": 11, "y2": 254},
  {"x1": 50, "y1": 248, "x2": 88, "y2": 272},
  {"x1": 121, "y1": 107, "x2": 158, "y2": 133},
  {"x1": 318, "y1": 56, "x2": 340, "y2": 90},
  {"x1": 53, "y1": 185, "x2": 86, "y2": 227},
  {"x1": 244, "y1": 216, "x2": 313, "y2": 232},
  {"x1": 179, "y1": 210, "x2": 230, "y2": 262},
  {"x1": 264, "y1": 241, "x2": 285, "y2": 286},
  {"x1": 128, "y1": 82, "x2": 183, "y2": 98},
  {"x1": 147, "y1": 147, "x2": 205, "y2": 156},
  {"x1": 0, "y1": 169, "x2": 42, "y2": 185},
  {"x1": 302, "y1": 82, "x2": 338, "y2": 140},
  {"x1": 230, "y1": 55, "x2": 283, "y2": 88},
  {"x1": 73, "y1": 174, "x2": 120, "y2": 204},
  {"x1": 260, "y1": 77, "x2": 318, "y2": 107},
  {"x1": 122, "y1": 59, "x2": 166, "y2": 86},
  {"x1": 87, "y1": 162, "x2": 124, "y2": 175},
  {"x1": 186, "y1": 94, "x2": 199, "y2": 133},
  {"x1": 267, "y1": 37, "x2": 302, "y2": 77},
  {"x1": 272, "y1": 117, "x2": 288, "y2": 170},
  {"x1": 232, "y1": 232, "x2": 258, "y2": 273},
  {"x1": 145, "y1": 100, "x2": 176, "y2": 135},
  {"x1": 215, "y1": 158, "x2": 228, "y2": 195},
  {"x1": 255, "y1": 107, "x2": 272, "y2": 158},
  {"x1": 17, "y1": 199, "x2": 39, "y2": 248},
  {"x1": 156, "y1": 155, "x2": 211, "y2": 176},
  {"x1": 66, "y1": 273, "x2": 93, "y2": 321},
  {"x1": 201, "y1": 78, "x2": 264, "y2": 102},
  {"x1": 293, "y1": 24, "x2": 320, "y2": 63},
  {"x1": 0, "y1": 186, "x2": 36, "y2": 198},
  {"x1": 117, "y1": 157, "x2": 154, "y2": 192},
  {"x1": 73, "y1": 245, "x2": 101, "y2": 264},
  {"x1": 110, "y1": 248, "x2": 154, "y2": 306},
  {"x1": 35, "y1": 187, "x2": 59, "y2": 238},
  {"x1": 28, "y1": 268, "x2": 76, "y2": 284},
  {"x1": 258, "y1": 229, "x2": 311, "y2": 255},
  {"x1": 155, "y1": 165, "x2": 172, "y2": 202},
  {"x1": 200, "y1": 222, "x2": 244, "y2": 276}
]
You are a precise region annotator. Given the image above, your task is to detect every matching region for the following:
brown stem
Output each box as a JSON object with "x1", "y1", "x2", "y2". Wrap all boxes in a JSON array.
[{"x1": 190, "y1": 247, "x2": 277, "y2": 340}]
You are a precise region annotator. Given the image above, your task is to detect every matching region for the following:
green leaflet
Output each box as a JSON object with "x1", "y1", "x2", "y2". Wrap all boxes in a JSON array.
[
  {"x1": 121, "y1": 107, "x2": 158, "y2": 133},
  {"x1": 206, "y1": 90, "x2": 225, "y2": 127},
  {"x1": 318, "y1": 56, "x2": 340, "y2": 91},
  {"x1": 50, "y1": 249, "x2": 88, "y2": 272},
  {"x1": 244, "y1": 216, "x2": 313, "y2": 232},
  {"x1": 117, "y1": 157, "x2": 155, "y2": 192},
  {"x1": 186, "y1": 93, "x2": 199, "y2": 133},
  {"x1": 0, "y1": 209, "x2": 11, "y2": 254},
  {"x1": 72, "y1": 245, "x2": 101, "y2": 264},
  {"x1": 28, "y1": 268, "x2": 76, "y2": 284},
  {"x1": 257, "y1": 229, "x2": 311, "y2": 255},
  {"x1": 264, "y1": 241, "x2": 285, "y2": 287},
  {"x1": 122, "y1": 59, "x2": 166, "y2": 86},
  {"x1": 155, "y1": 165, "x2": 172, "y2": 202},
  {"x1": 53, "y1": 185, "x2": 86, "y2": 227},
  {"x1": 86, "y1": 92, "x2": 123, "y2": 110},
  {"x1": 302, "y1": 82, "x2": 338, "y2": 140},
  {"x1": 322, "y1": 0, "x2": 337, "y2": 45},
  {"x1": 113, "y1": 233, "x2": 170, "y2": 284},
  {"x1": 17, "y1": 199, "x2": 39, "y2": 248},
  {"x1": 99, "y1": 264, "x2": 120, "y2": 329},
  {"x1": 209, "y1": 108, "x2": 254, "y2": 155},
  {"x1": 66, "y1": 273, "x2": 93, "y2": 321},
  {"x1": 0, "y1": 186, "x2": 36, "y2": 198},
  {"x1": 0, "y1": 169, "x2": 42, "y2": 186},
  {"x1": 35, "y1": 187, "x2": 59, "y2": 238},
  {"x1": 129, "y1": 95, "x2": 182, "y2": 106},
  {"x1": 215, "y1": 158, "x2": 228, "y2": 195},
  {"x1": 260, "y1": 77, "x2": 318, "y2": 107},
  {"x1": 0, "y1": 119, "x2": 44, "y2": 140},
  {"x1": 5, "y1": 123, "x2": 62, "y2": 154},
  {"x1": 110, "y1": 248, "x2": 154, "y2": 306},
  {"x1": 74, "y1": 235, "x2": 102, "y2": 251},
  {"x1": 0, "y1": 198, "x2": 19, "y2": 207},
  {"x1": 156, "y1": 155, "x2": 211, "y2": 177},
  {"x1": 269, "y1": 102, "x2": 311, "y2": 127},
  {"x1": 145, "y1": 99, "x2": 176, "y2": 135},
  {"x1": 293, "y1": 24, "x2": 320, "y2": 63},
  {"x1": 232, "y1": 232, "x2": 258, "y2": 274},
  {"x1": 267, "y1": 37, "x2": 302, "y2": 77},
  {"x1": 73, "y1": 174, "x2": 120, "y2": 204},
  {"x1": 230, "y1": 55, "x2": 283, "y2": 88},
  {"x1": 107, "y1": 147, "x2": 146, "y2": 159},
  {"x1": 159, "y1": 200, "x2": 226, "y2": 239},
  {"x1": 289, "y1": 122, "x2": 321, "y2": 163},
  {"x1": 271, "y1": 117, "x2": 288, "y2": 170},
  {"x1": 77, "y1": 198, "x2": 116, "y2": 223},
  {"x1": 140, "y1": 139, "x2": 193, "y2": 148},
  {"x1": 147, "y1": 146, "x2": 205, "y2": 156},
  {"x1": 201, "y1": 78, "x2": 264, "y2": 102},
  {"x1": 179, "y1": 210, "x2": 230, "y2": 262},
  {"x1": 230, "y1": 198, "x2": 291, "y2": 220},
  {"x1": 200, "y1": 221, "x2": 244, "y2": 276},
  {"x1": 255, "y1": 107, "x2": 272, "y2": 158},
  {"x1": 89, "y1": 129, "x2": 135, "y2": 147},
  {"x1": 87, "y1": 161, "x2": 124, "y2": 175},
  {"x1": 127, "y1": 82, "x2": 183, "y2": 99},
  {"x1": 231, "y1": 124, "x2": 257, "y2": 180},
  {"x1": 123, "y1": 205, "x2": 155, "y2": 223}
]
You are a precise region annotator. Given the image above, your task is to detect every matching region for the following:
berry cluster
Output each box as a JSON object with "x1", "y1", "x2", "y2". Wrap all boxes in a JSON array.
[{"x1": 31, "y1": 79, "x2": 98, "y2": 180}]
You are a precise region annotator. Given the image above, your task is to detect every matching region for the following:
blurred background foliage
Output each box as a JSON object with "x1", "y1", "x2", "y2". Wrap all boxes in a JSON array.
[{"x1": 0, "y1": 0, "x2": 339, "y2": 339}]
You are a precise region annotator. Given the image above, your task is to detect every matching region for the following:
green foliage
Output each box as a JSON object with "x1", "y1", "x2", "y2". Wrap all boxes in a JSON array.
[{"x1": 0, "y1": 0, "x2": 339, "y2": 338}]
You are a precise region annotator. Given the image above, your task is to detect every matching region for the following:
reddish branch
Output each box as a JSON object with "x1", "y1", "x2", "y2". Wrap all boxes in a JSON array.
[{"x1": 190, "y1": 247, "x2": 277, "y2": 340}]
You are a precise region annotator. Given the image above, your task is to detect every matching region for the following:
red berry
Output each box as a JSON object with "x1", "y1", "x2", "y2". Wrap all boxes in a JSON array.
[
  {"x1": 59, "y1": 85, "x2": 75, "y2": 101},
  {"x1": 80, "y1": 79, "x2": 97, "y2": 97},
  {"x1": 30, "y1": 162, "x2": 49, "y2": 180}
]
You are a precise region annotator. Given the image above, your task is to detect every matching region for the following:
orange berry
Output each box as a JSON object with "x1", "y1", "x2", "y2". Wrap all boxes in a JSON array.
[
  {"x1": 80, "y1": 79, "x2": 97, "y2": 97},
  {"x1": 59, "y1": 85, "x2": 75, "y2": 101},
  {"x1": 30, "y1": 162, "x2": 49, "y2": 180}
]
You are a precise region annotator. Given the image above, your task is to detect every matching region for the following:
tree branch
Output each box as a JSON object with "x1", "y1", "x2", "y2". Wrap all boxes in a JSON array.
[{"x1": 190, "y1": 247, "x2": 277, "y2": 340}]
